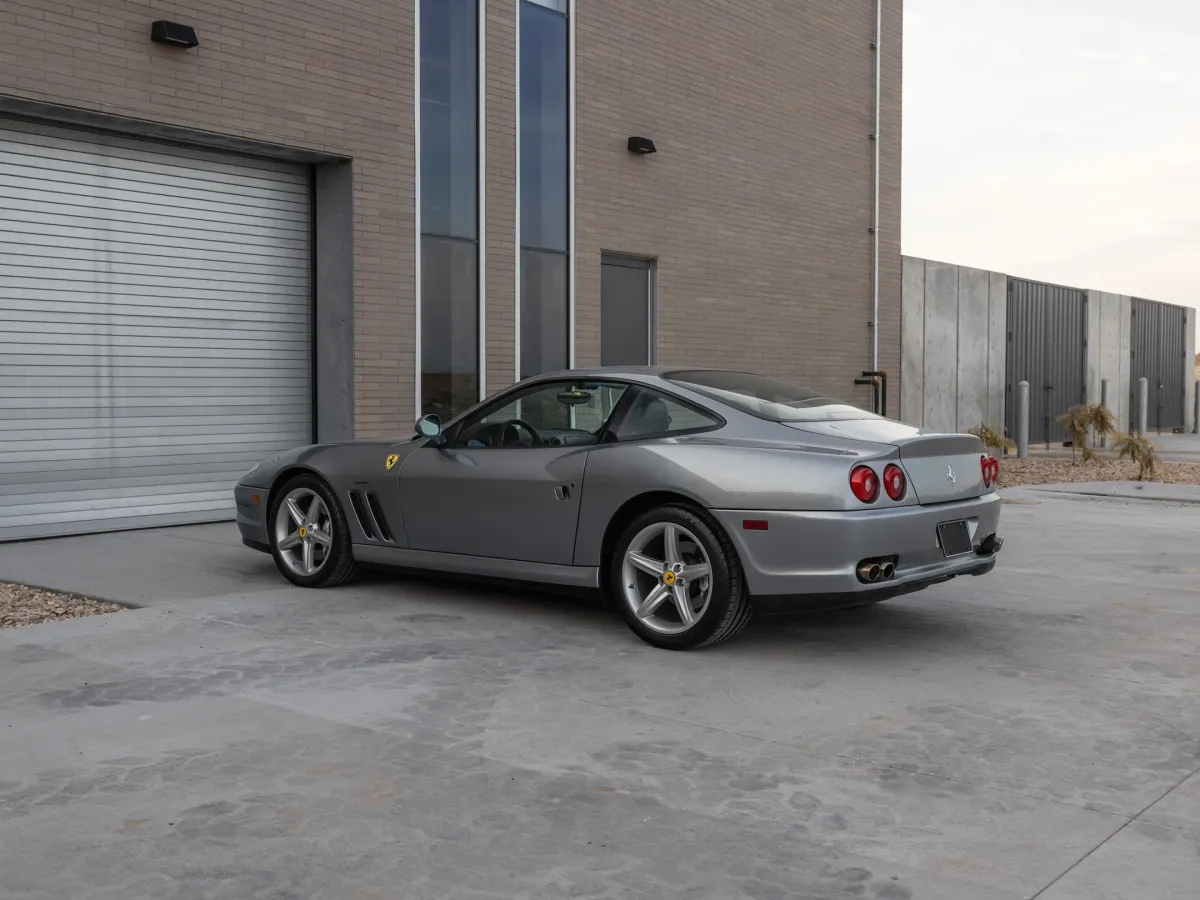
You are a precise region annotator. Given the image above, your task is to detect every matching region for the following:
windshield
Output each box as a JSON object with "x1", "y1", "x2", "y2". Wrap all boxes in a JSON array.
[{"x1": 663, "y1": 370, "x2": 880, "y2": 422}]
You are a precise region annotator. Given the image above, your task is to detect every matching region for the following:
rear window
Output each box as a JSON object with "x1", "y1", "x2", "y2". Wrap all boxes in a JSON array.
[{"x1": 663, "y1": 370, "x2": 880, "y2": 423}]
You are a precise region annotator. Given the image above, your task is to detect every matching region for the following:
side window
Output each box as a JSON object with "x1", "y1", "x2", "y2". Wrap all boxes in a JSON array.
[
  {"x1": 453, "y1": 381, "x2": 629, "y2": 448},
  {"x1": 614, "y1": 388, "x2": 721, "y2": 441}
]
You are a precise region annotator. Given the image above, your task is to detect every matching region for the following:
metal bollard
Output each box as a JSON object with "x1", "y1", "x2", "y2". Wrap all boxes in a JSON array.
[
  {"x1": 1016, "y1": 380, "x2": 1030, "y2": 459},
  {"x1": 1137, "y1": 377, "x2": 1149, "y2": 436},
  {"x1": 1100, "y1": 379, "x2": 1109, "y2": 447},
  {"x1": 1194, "y1": 381, "x2": 1199, "y2": 435}
]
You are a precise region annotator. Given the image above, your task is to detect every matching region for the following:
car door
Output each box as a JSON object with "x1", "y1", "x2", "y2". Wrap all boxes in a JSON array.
[{"x1": 399, "y1": 379, "x2": 630, "y2": 564}]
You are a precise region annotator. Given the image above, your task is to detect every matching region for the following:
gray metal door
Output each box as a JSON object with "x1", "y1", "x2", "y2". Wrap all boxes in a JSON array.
[
  {"x1": 0, "y1": 120, "x2": 312, "y2": 541},
  {"x1": 1005, "y1": 278, "x2": 1087, "y2": 445},
  {"x1": 1130, "y1": 298, "x2": 1187, "y2": 433},
  {"x1": 601, "y1": 254, "x2": 656, "y2": 366}
]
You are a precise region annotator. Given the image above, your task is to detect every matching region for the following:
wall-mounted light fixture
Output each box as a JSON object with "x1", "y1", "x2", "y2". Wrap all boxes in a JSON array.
[
  {"x1": 627, "y1": 136, "x2": 657, "y2": 155},
  {"x1": 151, "y1": 21, "x2": 200, "y2": 49}
]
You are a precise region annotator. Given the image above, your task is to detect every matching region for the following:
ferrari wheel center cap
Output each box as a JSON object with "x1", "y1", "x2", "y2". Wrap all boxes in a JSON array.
[
  {"x1": 662, "y1": 570, "x2": 677, "y2": 586},
  {"x1": 298, "y1": 526, "x2": 308, "y2": 539}
]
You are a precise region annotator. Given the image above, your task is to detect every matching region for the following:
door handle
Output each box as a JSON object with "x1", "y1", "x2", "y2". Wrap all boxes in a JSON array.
[{"x1": 553, "y1": 485, "x2": 571, "y2": 501}]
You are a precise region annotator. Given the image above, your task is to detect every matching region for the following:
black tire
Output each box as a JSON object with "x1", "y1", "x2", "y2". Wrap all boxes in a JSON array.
[
  {"x1": 268, "y1": 473, "x2": 358, "y2": 588},
  {"x1": 609, "y1": 504, "x2": 751, "y2": 650}
]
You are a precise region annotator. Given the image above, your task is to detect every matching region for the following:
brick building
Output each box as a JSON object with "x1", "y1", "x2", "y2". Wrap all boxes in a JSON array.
[{"x1": 0, "y1": 0, "x2": 903, "y2": 539}]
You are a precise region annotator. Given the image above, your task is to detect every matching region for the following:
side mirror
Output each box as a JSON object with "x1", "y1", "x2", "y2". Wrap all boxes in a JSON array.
[{"x1": 415, "y1": 414, "x2": 443, "y2": 441}]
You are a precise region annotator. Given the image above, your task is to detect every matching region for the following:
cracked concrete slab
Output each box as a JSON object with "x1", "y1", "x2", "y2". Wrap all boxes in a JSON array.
[{"x1": 0, "y1": 491, "x2": 1198, "y2": 899}]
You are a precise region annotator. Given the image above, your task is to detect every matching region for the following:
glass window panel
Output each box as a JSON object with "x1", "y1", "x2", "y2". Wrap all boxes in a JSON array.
[
  {"x1": 421, "y1": 0, "x2": 478, "y2": 240},
  {"x1": 663, "y1": 370, "x2": 876, "y2": 422},
  {"x1": 615, "y1": 389, "x2": 721, "y2": 441},
  {"x1": 422, "y1": 236, "x2": 479, "y2": 420},
  {"x1": 521, "y1": 249, "x2": 568, "y2": 379},
  {"x1": 455, "y1": 380, "x2": 630, "y2": 449},
  {"x1": 524, "y1": 0, "x2": 567, "y2": 11},
  {"x1": 519, "y1": 1, "x2": 569, "y2": 253}
]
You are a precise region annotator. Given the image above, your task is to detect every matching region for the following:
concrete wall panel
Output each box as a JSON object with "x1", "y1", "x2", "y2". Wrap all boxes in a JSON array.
[
  {"x1": 904, "y1": 255, "x2": 1007, "y2": 433},
  {"x1": 1119, "y1": 295, "x2": 1133, "y2": 430},
  {"x1": 956, "y1": 267, "x2": 990, "y2": 431},
  {"x1": 922, "y1": 261, "x2": 959, "y2": 433},
  {"x1": 986, "y1": 272, "x2": 1007, "y2": 431},
  {"x1": 1085, "y1": 291, "x2": 1102, "y2": 406},
  {"x1": 900, "y1": 257, "x2": 926, "y2": 425},
  {"x1": 1095, "y1": 291, "x2": 1126, "y2": 428}
]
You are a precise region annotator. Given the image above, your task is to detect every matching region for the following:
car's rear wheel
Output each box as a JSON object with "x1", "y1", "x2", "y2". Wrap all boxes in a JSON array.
[
  {"x1": 610, "y1": 505, "x2": 751, "y2": 650},
  {"x1": 269, "y1": 474, "x2": 357, "y2": 588}
]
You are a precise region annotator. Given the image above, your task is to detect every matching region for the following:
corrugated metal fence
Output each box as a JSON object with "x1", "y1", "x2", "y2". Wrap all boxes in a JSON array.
[
  {"x1": 1005, "y1": 278, "x2": 1087, "y2": 445},
  {"x1": 1130, "y1": 298, "x2": 1188, "y2": 433}
]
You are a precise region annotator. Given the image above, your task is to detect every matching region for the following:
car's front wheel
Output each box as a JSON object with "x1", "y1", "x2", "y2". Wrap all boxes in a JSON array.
[
  {"x1": 610, "y1": 505, "x2": 751, "y2": 650},
  {"x1": 268, "y1": 474, "x2": 357, "y2": 588}
]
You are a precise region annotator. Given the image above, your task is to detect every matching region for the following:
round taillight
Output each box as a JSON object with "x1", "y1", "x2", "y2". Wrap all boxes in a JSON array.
[
  {"x1": 849, "y1": 465, "x2": 879, "y2": 503},
  {"x1": 981, "y1": 455, "x2": 999, "y2": 488},
  {"x1": 883, "y1": 463, "x2": 907, "y2": 501}
]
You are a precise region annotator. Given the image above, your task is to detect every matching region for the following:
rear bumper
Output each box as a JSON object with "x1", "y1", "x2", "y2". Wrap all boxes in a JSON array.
[
  {"x1": 711, "y1": 492, "x2": 1002, "y2": 601},
  {"x1": 750, "y1": 556, "x2": 996, "y2": 615}
]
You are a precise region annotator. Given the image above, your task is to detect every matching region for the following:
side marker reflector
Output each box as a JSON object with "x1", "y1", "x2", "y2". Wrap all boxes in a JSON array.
[{"x1": 742, "y1": 520, "x2": 769, "y2": 531}]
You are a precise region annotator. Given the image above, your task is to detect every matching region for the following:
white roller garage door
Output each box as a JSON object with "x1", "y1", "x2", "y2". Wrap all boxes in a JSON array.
[{"x1": 0, "y1": 120, "x2": 313, "y2": 541}]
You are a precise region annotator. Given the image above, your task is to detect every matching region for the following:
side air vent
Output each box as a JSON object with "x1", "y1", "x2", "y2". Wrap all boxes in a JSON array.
[
  {"x1": 349, "y1": 490, "x2": 394, "y2": 543},
  {"x1": 348, "y1": 491, "x2": 375, "y2": 541},
  {"x1": 364, "y1": 493, "x2": 393, "y2": 543}
]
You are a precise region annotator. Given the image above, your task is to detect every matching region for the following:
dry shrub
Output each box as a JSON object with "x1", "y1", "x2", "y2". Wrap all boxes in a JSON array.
[
  {"x1": 1113, "y1": 432, "x2": 1160, "y2": 481},
  {"x1": 966, "y1": 424, "x2": 1015, "y2": 453},
  {"x1": 1057, "y1": 404, "x2": 1117, "y2": 462}
]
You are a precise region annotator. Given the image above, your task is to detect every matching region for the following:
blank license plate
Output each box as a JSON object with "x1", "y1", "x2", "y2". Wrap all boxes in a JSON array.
[{"x1": 937, "y1": 520, "x2": 973, "y2": 557}]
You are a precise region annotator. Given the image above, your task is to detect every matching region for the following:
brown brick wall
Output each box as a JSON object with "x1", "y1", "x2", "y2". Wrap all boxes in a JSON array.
[
  {"x1": 574, "y1": 0, "x2": 902, "y2": 405},
  {"x1": 1, "y1": 0, "x2": 901, "y2": 427},
  {"x1": 483, "y1": 1, "x2": 518, "y2": 399}
]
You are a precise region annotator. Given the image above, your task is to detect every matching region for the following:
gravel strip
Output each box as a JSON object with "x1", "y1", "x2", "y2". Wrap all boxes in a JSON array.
[
  {"x1": 0, "y1": 582, "x2": 123, "y2": 629},
  {"x1": 998, "y1": 456, "x2": 1200, "y2": 488}
]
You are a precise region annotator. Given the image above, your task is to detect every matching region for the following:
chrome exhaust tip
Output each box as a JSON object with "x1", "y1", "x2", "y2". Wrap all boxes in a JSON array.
[
  {"x1": 857, "y1": 557, "x2": 898, "y2": 584},
  {"x1": 857, "y1": 562, "x2": 882, "y2": 583}
]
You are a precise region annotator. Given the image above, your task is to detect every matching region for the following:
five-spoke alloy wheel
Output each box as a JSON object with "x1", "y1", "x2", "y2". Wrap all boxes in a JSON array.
[
  {"x1": 268, "y1": 474, "x2": 357, "y2": 588},
  {"x1": 611, "y1": 505, "x2": 751, "y2": 650},
  {"x1": 274, "y1": 486, "x2": 334, "y2": 577}
]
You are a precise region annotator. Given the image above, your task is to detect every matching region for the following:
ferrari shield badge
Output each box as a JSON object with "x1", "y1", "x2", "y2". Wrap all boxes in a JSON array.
[{"x1": 386, "y1": 454, "x2": 399, "y2": 471}]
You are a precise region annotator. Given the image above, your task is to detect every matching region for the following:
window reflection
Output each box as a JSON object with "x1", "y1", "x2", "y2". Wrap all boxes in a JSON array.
[
  {"x1": 420, "y1": 0, "x2": 479, "y2": 418},
  {"x1": 519, "y1": 0, "x2": 569, "y2": 378}
]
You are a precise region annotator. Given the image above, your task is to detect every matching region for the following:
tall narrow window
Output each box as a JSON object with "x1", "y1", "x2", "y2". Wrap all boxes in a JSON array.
[
  {"x1": 421, "y1": 0, "x2": 479, "y2": 419},
  {"x1": 519, "y1": 0, "x2": 570, "y2": 378}
]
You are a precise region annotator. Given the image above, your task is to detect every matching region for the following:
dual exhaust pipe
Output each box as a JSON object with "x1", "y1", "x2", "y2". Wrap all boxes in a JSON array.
[{"x1": 857, "y1": 557, "x2": 896, "y2": 584}]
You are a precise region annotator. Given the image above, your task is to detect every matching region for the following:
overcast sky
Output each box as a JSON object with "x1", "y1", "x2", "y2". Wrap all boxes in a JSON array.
[{"x1": 903, "y1": 0, "x2": 1200, "y2": 345}]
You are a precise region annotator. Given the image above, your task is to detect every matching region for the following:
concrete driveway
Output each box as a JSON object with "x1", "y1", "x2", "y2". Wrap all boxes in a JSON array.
[{"x1": 1, "y1": 489, "x2": 1198, "y2": 900}]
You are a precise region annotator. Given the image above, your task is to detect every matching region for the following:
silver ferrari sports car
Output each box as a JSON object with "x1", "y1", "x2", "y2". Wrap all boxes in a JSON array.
[{"x1": 236, "y1": 368, "x2": 1003, "y2": 649}]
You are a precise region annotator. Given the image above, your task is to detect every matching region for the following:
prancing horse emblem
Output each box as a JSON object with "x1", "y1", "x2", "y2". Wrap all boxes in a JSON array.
[{"x1": 946, "y1": 465, "x2": 956, "y2": 486}]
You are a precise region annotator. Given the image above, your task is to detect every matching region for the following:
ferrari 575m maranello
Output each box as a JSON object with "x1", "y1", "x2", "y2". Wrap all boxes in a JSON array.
[{"x1": 236, "y1": 368, "x2": 1003, "y2": 649}]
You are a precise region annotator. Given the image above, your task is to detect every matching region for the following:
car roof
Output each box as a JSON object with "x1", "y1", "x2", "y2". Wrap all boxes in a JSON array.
[{"x1": 528, "y1": 366, "x2": 729, "y2": 382}]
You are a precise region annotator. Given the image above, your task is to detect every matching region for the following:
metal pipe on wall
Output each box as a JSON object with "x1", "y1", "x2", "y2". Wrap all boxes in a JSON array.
[{"x1": 871, "y1": 0, "x2": 882, "y2": 371}]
